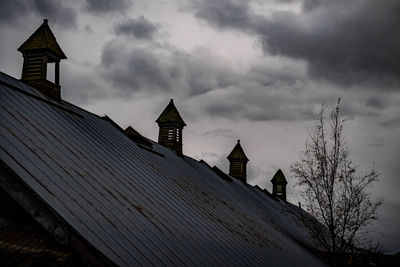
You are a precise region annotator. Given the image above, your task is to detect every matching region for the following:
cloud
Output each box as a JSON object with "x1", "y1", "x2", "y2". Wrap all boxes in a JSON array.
[
  {"x1": 99, "y1": 41, "x2": 238, "y2": 98},
  {"x1": 0, "y1": 0, "x2": 30, "y2": 24},
  {"x1": 115, "y1": 16, "x2": 158, "y2": 40},
  {"x1": 100, "y1": 42, "x2": 178, "y2": 94},
  {"x1": 0, "y1": 0, "x2": 77, "y2": 28},
  {"x1": 98, "y1": 38, "x2": 341, "y2": 122},
  {"x1": 189, "y1": 0, "x2": 253, "y2": 31},
  {"x1": 99, "y1": 21, "x2": 399, "y2": 125},
  {"x1": 202, "y1": 128, "x2": 234, "y2": 138},
  {"x1": 84, "y1": 0, "x2": 131, "y2": 14},
  {"x1": 33, "y1": 0, "x2": 77, "y2": 28},
  {"x1": 186, "y1": 0, "x2": 400, "y2": 87}
]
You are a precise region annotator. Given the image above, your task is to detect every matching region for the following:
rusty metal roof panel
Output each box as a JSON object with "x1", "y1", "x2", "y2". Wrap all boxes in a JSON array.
[{"x1": 0, "y1": 72, "x2": 325, "y2": 266}]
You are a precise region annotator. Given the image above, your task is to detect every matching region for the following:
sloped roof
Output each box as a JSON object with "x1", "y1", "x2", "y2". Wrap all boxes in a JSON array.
[
  {"x1": 156, "y1": 99, "x2": 186, "y2": 126},
  {"x1": 0, "y1": 72, "x2": 324, "y2": 266},
  {"x1": 18, "y1": 19, "x2": 67, "y2": 59},
  {"x1": 271, "y1": 169, "x2": 288, "y2": 185},
  {"x1": 227, "y1": 140, "x2": 249, "y2": 161}
]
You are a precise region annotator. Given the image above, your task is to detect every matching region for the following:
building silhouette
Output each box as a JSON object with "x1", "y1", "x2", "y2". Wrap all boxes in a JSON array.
[{"x1": 0, "y1": 20, "x2": 325, "y2": 266}]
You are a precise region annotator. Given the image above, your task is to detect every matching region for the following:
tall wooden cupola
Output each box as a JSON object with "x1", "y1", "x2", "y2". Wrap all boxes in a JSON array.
[
  {"x1": 227, "y1": 140, "x2": 249, "y2": 183},
  {"x1": 18, "y1": 19, "x2": 67, "y2": 101},
  {"x1": 271, "y1": 169, "x2": 288, "y2": 201},
  {"x1": 156, "y1": 99, "x2": 186, "y2": 156}
]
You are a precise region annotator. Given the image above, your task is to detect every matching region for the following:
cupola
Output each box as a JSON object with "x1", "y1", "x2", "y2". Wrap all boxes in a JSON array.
[
  {"x1": 227, "y1": 140, "x2": 249, "y2": 183},
  {"x1": 156, "y1": 99, "x2": 186, "y2": 155},
  {"x1": 18, "y1": 19, "x2": 67, "y2": 101},
  {"x1": 271, "y1": 169, "x2": 288, "y2": 201}
]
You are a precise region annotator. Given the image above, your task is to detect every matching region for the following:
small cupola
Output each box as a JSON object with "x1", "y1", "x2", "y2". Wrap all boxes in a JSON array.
[
  {"x1": 227, "y1": 140, "x2": 249, "y2": 183},
  {"x1": 271, "y1": 169, "x2": 288, "y2": 201},
  {"x1": 156, "y1": 99, "x2": 186, "y2": 155},
  {"x1": 18, "y1": 19, "x2": 67, "y2": 101}
]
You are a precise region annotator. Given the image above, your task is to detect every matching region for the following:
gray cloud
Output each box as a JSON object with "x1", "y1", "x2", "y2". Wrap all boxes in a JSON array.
[
  {"x1": 115, "y1": 16, "x2": 158, "y2": 40},
  {"x1": 33, "y1": 0, "x2": 77, "y2": 28},
  {"x1": 366, "y1": 97, "x2": 385, "y2": 110},
  {"x1": 0, "y1": 0, "x2": 77, "y2": 28},
  {"x1": 85, "y1": 0, "x2": 131, "y2": 14},
  {"x1": 99, "y1": 41, "x2": 238, "y2": 98},
  {"x1": 189, "y1": 0, "x2": 253, "y2": 31},
  {"x1": 187, "y1": 0, "x2": 400, "y2": 87},
  {"x1": 99, "y1": 38, "x2": 351, "y2": 123},
  {"x1": 100, "y1": 42, "x2": 178, "y2": 94},
  {"x1": 0, "y1": 0, "x2": 30, "y2": 24},
  {"x1": 202, "y1": 128, "x2": 234, "y2": 138}
]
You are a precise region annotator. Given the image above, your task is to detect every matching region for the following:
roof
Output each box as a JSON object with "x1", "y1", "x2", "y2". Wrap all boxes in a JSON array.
[
  {"x1": 271, "y1": 169, "x2": 288, "y2": 185},
  {"x1": 18, "y1": 19, "x2": 67, "y2": 59},
  {"x1": 227, "y1": 140, "x2": 249, "y2": 162},
  {"x1": 0, "y1": 71, "x2": 324, "y2": 266},
  {"x1": 125, "y1": 125, "x2": 153, "y2": 148},
  {"x1": 155, "y1": 99, "x2": 186, "y2": 126}
]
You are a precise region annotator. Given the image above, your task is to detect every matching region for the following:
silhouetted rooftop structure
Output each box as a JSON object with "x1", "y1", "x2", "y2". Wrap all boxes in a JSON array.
[{"x1": 0, "y1": 20, "x2": 325, "y2": 266}]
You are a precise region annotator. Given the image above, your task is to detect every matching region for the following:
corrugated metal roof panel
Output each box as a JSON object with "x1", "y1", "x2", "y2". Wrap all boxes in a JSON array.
[{"x1": 0, "y1": 71, "x2": 325, "y2": 266}]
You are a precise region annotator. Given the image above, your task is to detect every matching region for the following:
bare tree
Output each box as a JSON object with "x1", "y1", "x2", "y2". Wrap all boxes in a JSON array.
[{"x1": 291, "y1": 98, "x2": 383, "y2": 263}]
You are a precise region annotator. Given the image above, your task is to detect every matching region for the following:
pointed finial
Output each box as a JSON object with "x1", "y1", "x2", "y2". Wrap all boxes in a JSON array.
[
  {"x1": 237, "y1": 140, "x2": 240, "y2": 143},
  {"x1": 170, "y1": 99, "x2": 174, "y2": 103},
  {"x1": 43, "y1": 19, "x2": 48, "y2": 24}
]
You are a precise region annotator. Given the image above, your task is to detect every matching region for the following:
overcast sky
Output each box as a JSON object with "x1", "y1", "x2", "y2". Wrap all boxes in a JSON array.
[{"x1": 1, "y1": 0, "x2": 399, "y2": 254}]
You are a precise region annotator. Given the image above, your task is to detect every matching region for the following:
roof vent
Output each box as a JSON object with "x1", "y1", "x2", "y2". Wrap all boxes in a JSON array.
[
  {"x1": 156, "y1": 99, "x2": 186, "y2": 156},
  {"x1": 227, "y1": 140, "x2": 249, "y2": 183},
  {"x1": 125, "y1": 126, "x2": 153, "y2": 148},
  {"x1": 271, "y1": 169, "x2": 288, "y2": 201},
  {"x1": 18, "y1": 19, "x2": 67, "y2": 101}
]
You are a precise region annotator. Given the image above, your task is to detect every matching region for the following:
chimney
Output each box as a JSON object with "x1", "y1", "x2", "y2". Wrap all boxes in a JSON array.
[
  {"x1": 156, "y1": 99, "x2": 186, "y2": 155},
  {"x1": 18, "y1": 19, "x2": 67, "y2": 101},
  {"x1": 227, "y1": 140, "x2": 249, "y2": 183},
  {"x1": 271, "y1": 169, "x2": 288, "y2": 201}
]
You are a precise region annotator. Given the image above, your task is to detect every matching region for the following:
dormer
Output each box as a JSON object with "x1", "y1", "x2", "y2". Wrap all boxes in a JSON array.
[
  {"x1": 227, "y1": 140, "x2": 249, "y2": 183},
  {"x1": 271, "y1": 169, "x2": 288, "y2": 201},
  {"x1": 156, "y1": 99, "x2": 186, "y2": 156},
  {"x1": 18, "y1": 19, "x2": 67, "y2": 101}
]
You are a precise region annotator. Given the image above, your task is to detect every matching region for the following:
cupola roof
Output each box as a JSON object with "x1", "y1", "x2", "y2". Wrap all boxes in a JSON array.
[
  {"x1": 271, "y1": 169, "x2": 287, "y2": 184},
  {"x1": 156, "y1": 99, "x2": 186, "y2": 126},
  {"x1": 227, "y1": 140, "x2": 249, "y2": 162},
  {"x1": 18, "y1": 19, "x2": 67, "y2": 60}
]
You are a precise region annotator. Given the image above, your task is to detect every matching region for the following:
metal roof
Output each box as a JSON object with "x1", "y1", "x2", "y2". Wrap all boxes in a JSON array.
[{"x1": 0, "y1": 71, "x2": 324, "y2": 266}]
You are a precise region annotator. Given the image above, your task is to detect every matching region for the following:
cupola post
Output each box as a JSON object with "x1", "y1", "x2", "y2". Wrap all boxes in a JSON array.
[
  {"x1": 227, "y1": 140, "x2": 249, "y2": 183},
  {"x1": 156, "y1": 99, "x2": 186, "y2": 156},
  {"x1": 271, "y1": 169, "x2": 288, "y2": 201},
  {"x1": 18, "y1": 19, "x2": 67, "y2": 101}
]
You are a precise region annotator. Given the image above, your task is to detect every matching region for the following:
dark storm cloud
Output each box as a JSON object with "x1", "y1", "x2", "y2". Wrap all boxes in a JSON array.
[
  {"x1": 0, "y1": 0, "x2": 77, "y2": 28},
  {"x1": 187, "y1": 0, "x2": 400, "y2": 87},
  {"x1": 366, "y1": 97, "x2": 385, "y2": 110},
  {"x1": 99, "y1": 41, "x2": 238, "y2": 97},
  {"x1": 189, "y1": 0, "x2": 253, "y2": 31},
  {"x1": 99, "y1": 38, "x2": 337, "y2": 122},
  {"x1": 33, "y1": 0, "x2": 77, "y2": 28},
  {"x1": 85, "y1": 0, "x2": 131, "y2": 14},
  {"x1": 101, "y1": 43, "x2": 176, "y2": 93},
  {"x1": 99, "y1": 34, "x2": 393, "y2": 124},
  {"x1": 115, "y1": 17, "x2": 158, "y2": 40},
  {"x1": 0, "y1": 0, "x2": 30, "y2": 24}
]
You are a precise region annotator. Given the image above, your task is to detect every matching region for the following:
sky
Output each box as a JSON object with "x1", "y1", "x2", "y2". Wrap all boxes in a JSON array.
[{"x1": 1, "y1": 0, "x2": 399, "y2": 254}]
